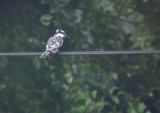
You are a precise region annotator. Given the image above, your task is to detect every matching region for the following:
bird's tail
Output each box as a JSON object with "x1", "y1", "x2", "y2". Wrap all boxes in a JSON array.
[{"x1": 40, "y1": 51, "x2": 50, "y2": 58}]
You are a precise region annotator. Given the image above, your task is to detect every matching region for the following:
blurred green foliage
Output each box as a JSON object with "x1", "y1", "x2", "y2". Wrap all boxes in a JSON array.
[{"x1": 0, "y1": 0, "x2": 160, "y2": 113}]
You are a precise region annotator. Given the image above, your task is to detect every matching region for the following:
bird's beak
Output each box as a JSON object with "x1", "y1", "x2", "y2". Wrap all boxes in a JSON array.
[{"x1": 65, "y1": 33, "x2": 70, "y2": 39}]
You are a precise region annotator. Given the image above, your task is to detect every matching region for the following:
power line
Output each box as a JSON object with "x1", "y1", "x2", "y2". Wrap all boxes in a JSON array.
[
  {"x1": 59, "y1": 50, "x2": 160, "y2": 55},
  {"x1": 0, "y1": 52, "x2": 42, "y2": 56},
  {"x1": 0, "y1": 50, "x2": 160, "y2": 56}
]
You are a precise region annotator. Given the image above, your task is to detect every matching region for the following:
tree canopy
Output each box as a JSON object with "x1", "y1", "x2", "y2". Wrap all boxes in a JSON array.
[{"x1": 0, "y1": 0, "x2": 160, "y2": 113}]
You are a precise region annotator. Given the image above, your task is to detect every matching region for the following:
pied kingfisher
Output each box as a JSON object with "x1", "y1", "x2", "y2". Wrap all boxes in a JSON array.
[{"x1": 40, "y1": 29, "x2": 69, "y2": 58}]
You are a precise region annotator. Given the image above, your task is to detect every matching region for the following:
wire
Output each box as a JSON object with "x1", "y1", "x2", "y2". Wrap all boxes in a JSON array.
[
  {"x1": 59, "y1": 50, "x2": 160, "y2": 55},
  {"x1": 0, "y1": 50, "x2": 160, "y2": 56},
  {"x1": 0, "y1": 52, "x2": 42, "y2": 56}
]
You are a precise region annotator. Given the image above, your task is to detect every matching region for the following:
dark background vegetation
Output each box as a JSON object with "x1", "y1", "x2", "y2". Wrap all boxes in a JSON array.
[{"x1": 0, "y1": 0, "x2": 160, "y2": 113}]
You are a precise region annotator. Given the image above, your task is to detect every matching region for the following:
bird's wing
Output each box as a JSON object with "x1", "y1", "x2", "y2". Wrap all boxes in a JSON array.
[
  {"x1": 47, "y1": 37, "x2": 55, "y2": 45},
  {"x1": 46, "y1": 36, "x2": 63, "y2": 50}
]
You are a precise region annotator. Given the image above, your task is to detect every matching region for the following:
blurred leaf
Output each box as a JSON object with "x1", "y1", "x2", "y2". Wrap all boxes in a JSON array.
[
  {"x1": 40, "y1": 14, "x2": 53, "y2": 26},
  {"x1": 138, "y1": 103, "x2": 146, "y2": 112}
]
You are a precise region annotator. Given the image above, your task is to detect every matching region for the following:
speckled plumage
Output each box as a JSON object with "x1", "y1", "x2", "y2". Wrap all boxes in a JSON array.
[{"x1": 40, "y1": 29, "x2": 69, "y2": 58}]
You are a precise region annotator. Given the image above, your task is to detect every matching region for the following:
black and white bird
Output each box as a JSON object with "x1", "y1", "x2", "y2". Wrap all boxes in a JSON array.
[{"x1": 40, "y1": 29, "x2": 70, "y2": 58}]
